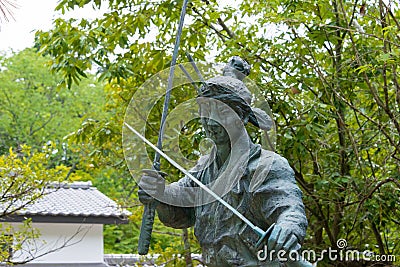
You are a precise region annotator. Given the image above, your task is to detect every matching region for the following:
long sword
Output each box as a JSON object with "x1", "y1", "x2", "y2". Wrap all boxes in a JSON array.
[
  {"x1": 125, "y1": 122, "x2": 273, "y2": 248},
  {"x1": 137, "y1": 0, "x2": 190, "y2": 255}
]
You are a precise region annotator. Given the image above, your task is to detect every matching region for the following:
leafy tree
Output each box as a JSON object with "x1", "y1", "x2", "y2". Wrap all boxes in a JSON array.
[
  {"x1": 0, "y1": 48, "x2": 106, "y2": 165},
  {"x1": 0, "y1": 49, "x2": 110, "y2": 263},
  {"x1": 0, "y1": 145, "x2": 69, "y2": 264},
  {"x1": 35, "y1": 0, "x2": 400, "y2": 266}
]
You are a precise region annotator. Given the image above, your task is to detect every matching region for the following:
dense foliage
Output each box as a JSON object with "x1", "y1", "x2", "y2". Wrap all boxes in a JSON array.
[
  {"x1": 4, "y1": 0, "x2": 398, "y2": 266},
  {"x1": 0, "y1": 49, "x2": 106, "y2": 160},
  {"x1": 0, "y1": 49, "x2": 106, "y2": 263},
  {"x1": 0, "y1": 48, "x2": 194, "y2": 265}
]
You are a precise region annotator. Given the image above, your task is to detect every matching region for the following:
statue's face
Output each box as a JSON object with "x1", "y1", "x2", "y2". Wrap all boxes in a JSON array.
[{"x1": 198, "y1": 98, "x2": 243, "y2": 145}]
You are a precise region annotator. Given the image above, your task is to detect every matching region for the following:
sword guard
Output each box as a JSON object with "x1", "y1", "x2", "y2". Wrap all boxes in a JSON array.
[
  {"x1": 255, "y1": 223, "x2": 275, "y2": 248},
  {"x1": 239, "y1": 223, "x2": 275, "y2": 250}
]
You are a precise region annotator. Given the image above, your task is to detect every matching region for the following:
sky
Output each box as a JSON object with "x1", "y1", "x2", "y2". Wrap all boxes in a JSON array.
[
  {"x1": 0, "y1": 0, "x2": 57, "y2": 51},
  {"x1": 0, "y1": 0, "x2": 106, "y2": 52}
]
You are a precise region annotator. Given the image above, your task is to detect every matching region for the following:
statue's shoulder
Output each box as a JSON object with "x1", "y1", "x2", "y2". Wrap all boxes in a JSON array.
[
  {"x1": 249, "y1": 148, "x2": 293, "y2": 175},
  {"x1": 247, "y1": 148, "x2": 296, "y2": 192},
  {"x1": 255, "y1": 148, "x2": 290, "y2": 167}
]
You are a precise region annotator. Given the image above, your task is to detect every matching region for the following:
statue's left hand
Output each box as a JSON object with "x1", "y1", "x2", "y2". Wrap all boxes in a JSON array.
[{"x1": 267, "y1": 224, "x2": 300, "y2": 254}]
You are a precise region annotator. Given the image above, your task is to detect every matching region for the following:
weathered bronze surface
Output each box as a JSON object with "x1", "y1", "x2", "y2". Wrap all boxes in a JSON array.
[{"x1": 139, "y1": 57, "x2": 309, "y2": 266}]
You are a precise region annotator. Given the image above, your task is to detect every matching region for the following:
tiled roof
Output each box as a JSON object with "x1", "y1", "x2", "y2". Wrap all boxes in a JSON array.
[{"x1": 2, "y1": 181, "x2": 131, "y2": 224}]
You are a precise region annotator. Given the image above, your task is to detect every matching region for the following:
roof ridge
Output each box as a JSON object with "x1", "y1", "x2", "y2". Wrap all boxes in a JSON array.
[{"x1": 47, "y1": 181, "x2": 93, "y2": 190}]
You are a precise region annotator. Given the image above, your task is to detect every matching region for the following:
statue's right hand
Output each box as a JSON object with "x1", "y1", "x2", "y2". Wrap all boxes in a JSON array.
[{"x1": 138, "y1": 169, "x2": 166, "y2": 205}]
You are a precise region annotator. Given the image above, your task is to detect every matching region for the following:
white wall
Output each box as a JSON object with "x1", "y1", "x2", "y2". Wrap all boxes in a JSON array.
[{"x1": 11, "y1": 222, "x2": 104, "y2": 264}]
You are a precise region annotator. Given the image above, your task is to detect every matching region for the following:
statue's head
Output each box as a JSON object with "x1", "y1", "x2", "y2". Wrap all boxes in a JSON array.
[
  {"x1": 197, "y1": 77, "x2": 250, "y2": 145},
  {"x1": 197, "y1": 75, "x2": 272, "y2": 146},
  {"x1": 222, "y1": 56, "x2": 251, "y2": 81}
]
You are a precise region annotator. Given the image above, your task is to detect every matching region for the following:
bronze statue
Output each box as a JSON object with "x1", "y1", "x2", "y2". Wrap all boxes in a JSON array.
[{"x1": 139, "y1": 57, "x2": 309, "y2": 266}]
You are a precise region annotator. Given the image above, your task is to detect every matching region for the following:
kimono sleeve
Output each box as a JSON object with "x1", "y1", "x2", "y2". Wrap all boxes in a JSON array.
[
  {"x1": 155, "y1": 161, "x2": 204, "y2": 229},
  {"x1": 251, "y1": 152, "x2": 308, "y2": 243}
]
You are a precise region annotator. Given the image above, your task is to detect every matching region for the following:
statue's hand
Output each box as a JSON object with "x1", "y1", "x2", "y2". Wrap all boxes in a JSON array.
[
  {"x1": 138, "y1": 169, "x2": 166, "y2": 205},
  {"x1": 267, "y1": 224, "x2": 301, "y2": 254}
]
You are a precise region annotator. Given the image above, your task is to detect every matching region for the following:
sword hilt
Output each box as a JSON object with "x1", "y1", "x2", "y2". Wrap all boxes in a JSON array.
[
  {"x1": 137, "y1": 166, "x2": 166, "y2": 255},
  {"x1": 137, "y1": 202, "x2": 156, "y2": 255}
]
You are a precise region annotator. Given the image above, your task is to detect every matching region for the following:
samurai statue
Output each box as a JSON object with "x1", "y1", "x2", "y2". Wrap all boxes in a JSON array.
[{"x1": 139, "y1": 56, "x2": 310, "y2": 267}]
